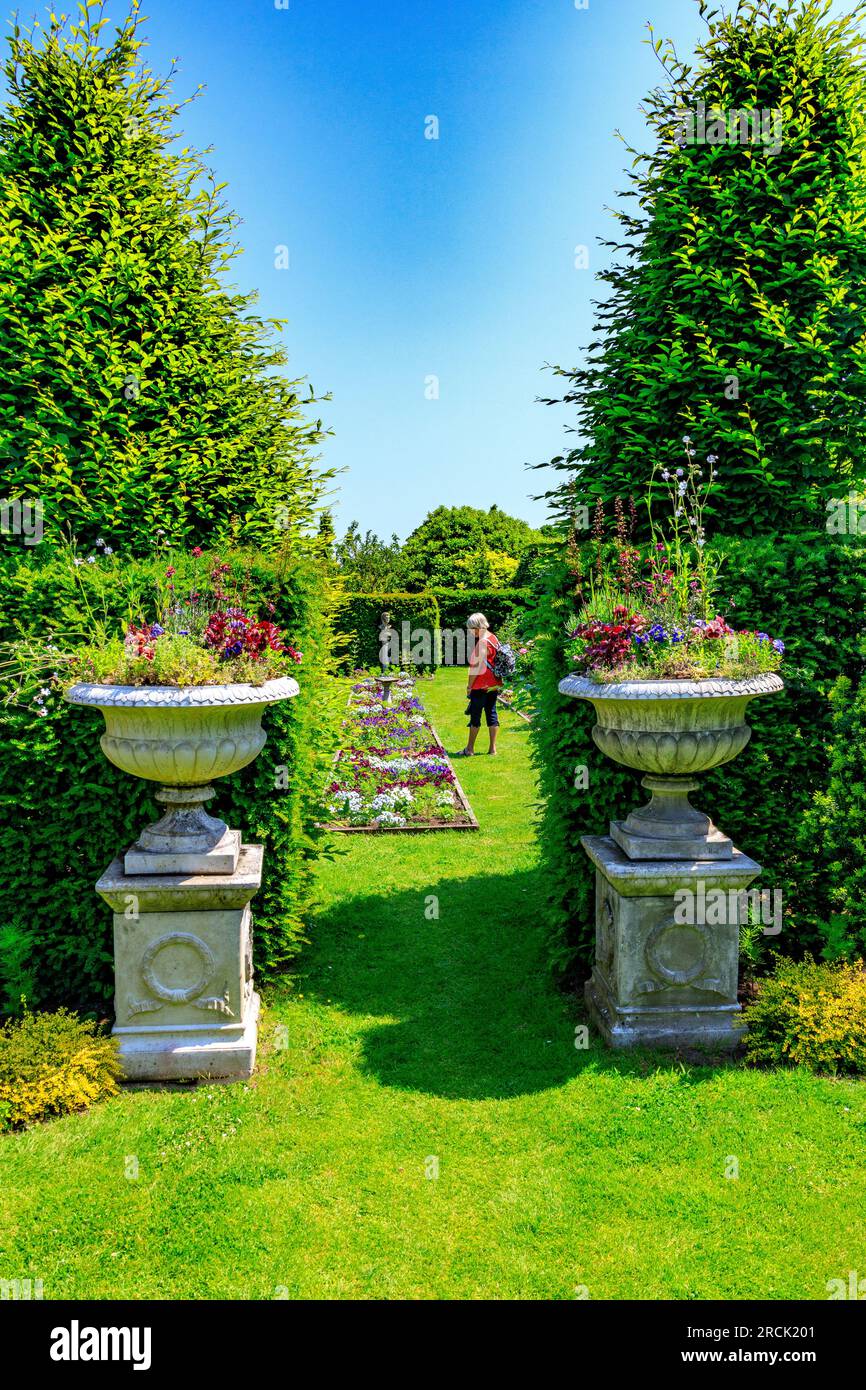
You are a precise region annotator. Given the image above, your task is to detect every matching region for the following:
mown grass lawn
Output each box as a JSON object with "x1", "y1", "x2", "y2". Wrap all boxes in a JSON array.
[{"x1": 1, "y1": 667, "x2": 865, "y2": 1300}]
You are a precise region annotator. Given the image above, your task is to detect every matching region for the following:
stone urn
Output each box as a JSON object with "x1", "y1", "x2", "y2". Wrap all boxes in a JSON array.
[
  {"x1": 66, "y1": 677, "x2": 299, "y2": 874},
  {"x1": 558, "y1": 671, "x2": 784, "y2": 1049},
  {"x1": 559, "y1": 672, "x2": 784, "y2": 859},
  {"x1": 65, "y1": 677, "x2": 299, "y2": 1080}
]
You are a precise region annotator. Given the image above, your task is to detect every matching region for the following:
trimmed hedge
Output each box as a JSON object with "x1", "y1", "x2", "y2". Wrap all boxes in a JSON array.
[
  {"x1": 0, "y1": 548, "x2": 342, "y2": 1014},
  {"x1": 332, "y1": 591, "x2": 441, "y2": 672},
  {"x1": 531, "y1": 533, "x2": 866, "y2": 982},
  {"x1": 431, "y1": 588, "x2": 532, "y2": 661}
]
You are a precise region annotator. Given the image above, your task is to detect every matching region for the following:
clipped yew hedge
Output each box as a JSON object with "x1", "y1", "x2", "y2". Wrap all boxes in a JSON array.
[
  {"x1": 0, "y1": 548, "x2": 342, "y2": 1015},
  {"x1": 431, "y1": 588, "x2": 532, "y2": 659},
  {"x1": 332, "y1": 591, "x2": 441, "y2": 672}
]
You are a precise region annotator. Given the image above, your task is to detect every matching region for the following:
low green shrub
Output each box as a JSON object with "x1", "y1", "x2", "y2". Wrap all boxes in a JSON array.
[
  {"x1": 332, "y1": 591, "x2": 441, "y2": 671},
  {"x1": 0, "y1": 1009, "x2": 122, "y2": 1132},
  {"x1": 744, "y1": 958, "x2": 866, "y2": 1075},
  {"x1": 0, "y1": 546, "x2": 342, "y2": 1012}
]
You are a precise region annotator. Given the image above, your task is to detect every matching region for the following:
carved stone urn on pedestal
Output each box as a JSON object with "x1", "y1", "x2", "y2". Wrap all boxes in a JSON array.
[
  {"x1": 66, "y1": 677, "x2": 299, "y2": 1080},
  {"x1": 558, "y1": 672, "x2": 784, "y2": 1049}
]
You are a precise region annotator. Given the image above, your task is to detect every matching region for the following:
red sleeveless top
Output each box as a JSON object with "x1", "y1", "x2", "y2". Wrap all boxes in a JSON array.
[{"x1": 470, "y1": 633, "x2": 501, "y2": 691}]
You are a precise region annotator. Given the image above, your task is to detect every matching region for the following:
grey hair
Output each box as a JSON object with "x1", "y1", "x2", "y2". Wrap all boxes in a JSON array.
[{"x1": 467, "y1": 612, "x2": 489, "y2": 630}]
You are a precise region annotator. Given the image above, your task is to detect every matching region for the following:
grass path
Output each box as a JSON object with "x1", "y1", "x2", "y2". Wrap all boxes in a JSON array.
[{"x1": 1, "y1": 668, "x2": 865, "y2": 1299}]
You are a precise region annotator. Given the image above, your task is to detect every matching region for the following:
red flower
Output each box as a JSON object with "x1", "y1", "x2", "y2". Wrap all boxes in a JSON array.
[{"x1": 191, "y1": 546, "x2": 203, "y2": 558}]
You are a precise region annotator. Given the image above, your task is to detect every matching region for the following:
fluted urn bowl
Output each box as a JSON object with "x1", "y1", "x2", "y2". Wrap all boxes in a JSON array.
[
  {"x1": 65, "y1": 677, "x2": 300, "y2": 872},
  {"x1": 65, "y1": 678, "x2": 299, "y2": 784},
  {"x1": 558, "y1": 671, "x2": 784, "y2": 859},
  {"x1": 558, "y1": 672, "x2": 784, "y2": 775}
]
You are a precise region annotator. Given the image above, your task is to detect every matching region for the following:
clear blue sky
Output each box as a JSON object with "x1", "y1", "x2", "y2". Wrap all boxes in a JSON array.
[{"x1": 26, "y1": 2, "x2": 726, "y2": 537}]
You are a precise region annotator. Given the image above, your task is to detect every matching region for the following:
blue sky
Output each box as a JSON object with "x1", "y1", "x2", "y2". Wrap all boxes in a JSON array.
[{"x1": 35, "y1": 2, "x2": 721, "y2": 537}]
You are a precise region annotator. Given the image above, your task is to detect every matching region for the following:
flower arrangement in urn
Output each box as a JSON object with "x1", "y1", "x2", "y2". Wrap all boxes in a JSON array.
[
  {"x1": 73, "y1": 545, "x2": 302, "y2": 687},
  {"x1": 565, "y1": 441, "x2": 785, "y2": 682}
]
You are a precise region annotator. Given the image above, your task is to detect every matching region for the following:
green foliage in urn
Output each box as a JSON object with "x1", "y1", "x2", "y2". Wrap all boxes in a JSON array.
[
  {"x1": 540, "y1": 0, "x2": 866, "y2": 534},
  {"x1": 0, "y1": 5, "x2": 330, "y2": 554}
]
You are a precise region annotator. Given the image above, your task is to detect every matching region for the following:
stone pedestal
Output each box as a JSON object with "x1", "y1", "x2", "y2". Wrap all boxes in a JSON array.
[
  {"x1": 582, "y1": 836, "x2": 759, "y2": 1050},
  {"x1": 96, "y1": 845, "x2": 263, "y2": 1081}
]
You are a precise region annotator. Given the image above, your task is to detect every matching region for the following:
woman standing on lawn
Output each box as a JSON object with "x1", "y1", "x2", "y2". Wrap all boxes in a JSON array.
[{"x1": 459, "y1": 612, "x2": 502, "y2": 756}]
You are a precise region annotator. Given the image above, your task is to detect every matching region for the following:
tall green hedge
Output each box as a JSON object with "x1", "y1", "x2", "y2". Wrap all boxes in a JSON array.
[
  {"x1": 531, "y1": 533, "x2": 866, "y2": 981},
  {"x1": 0, "y1": 8, "x2": 329, "y2": 554},
  {"x1": 332, "y1": 591, "x2": 441, "y2": 672},
  {"x1": 431, "y1": 588, "x2": 532, "y2": 658},
  {"x1": 542, "y1": 0, "x2": 866, "y2": 533},
  {"x1": 0, "y1": 548, "x2": 342, "y2": 1015}
]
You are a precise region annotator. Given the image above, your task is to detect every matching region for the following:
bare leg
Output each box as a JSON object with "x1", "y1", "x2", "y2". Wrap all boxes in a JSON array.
[
  {"x1": 464, "y1": 725, "x2": 480, "y2": 754},
  {"x1": 488, "y1": 725, "x2": 498, "y2": 755}
]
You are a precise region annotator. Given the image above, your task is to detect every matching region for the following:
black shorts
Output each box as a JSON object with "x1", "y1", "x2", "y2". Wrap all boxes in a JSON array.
[{"x1": 467, "y1": 688, "x2": 500, "y2": 728}]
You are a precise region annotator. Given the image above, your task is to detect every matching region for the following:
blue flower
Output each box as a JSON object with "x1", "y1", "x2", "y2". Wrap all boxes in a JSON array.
[
  {"x1": 773, "y1": 639, "x2": 785, "y2": 654},
  {"x1": 757, "y1": 632, "x2": 770, "y2": 643},
  {"x1": 648, "y1": 624, "x2": 666, "y2": 642},
  {"x1": 151, "y1": 623, "x2": 165, "y2": 637}
]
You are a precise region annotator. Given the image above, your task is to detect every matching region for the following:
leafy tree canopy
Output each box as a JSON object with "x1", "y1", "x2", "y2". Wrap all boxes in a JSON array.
[{"x1": 398, "y1": 505, "x2": 543, "y2": 588}]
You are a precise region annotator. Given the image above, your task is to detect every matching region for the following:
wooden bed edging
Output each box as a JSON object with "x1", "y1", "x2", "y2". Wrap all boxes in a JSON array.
[{"x1": 317, "y1": 686, "x2": 479, "y2": 834}]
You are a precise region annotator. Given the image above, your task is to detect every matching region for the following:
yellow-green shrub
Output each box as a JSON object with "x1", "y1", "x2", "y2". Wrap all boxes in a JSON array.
[
  {"x1": 744, "y1": 959, "x2": 866, "y2": 1076},
  {"x1": 0, "y1": 1010, "x2": 122, "y2": 1132}
]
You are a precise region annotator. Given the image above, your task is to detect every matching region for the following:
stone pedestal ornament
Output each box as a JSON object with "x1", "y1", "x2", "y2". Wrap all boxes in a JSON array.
[
  {"x1": 378, "y1": 673, "x2": 399, "y2": 704},
  {"x1": 558, "y1": 673, "x2": 784, "y2": 1050},
  {"x1": 66, "y1": 677, "x2": 299, "y2": 1080}
]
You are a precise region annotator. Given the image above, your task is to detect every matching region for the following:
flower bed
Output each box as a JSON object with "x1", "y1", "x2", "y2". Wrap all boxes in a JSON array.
[{"x1": 323, "y1": 676, "x2": 477, "y2": 832}]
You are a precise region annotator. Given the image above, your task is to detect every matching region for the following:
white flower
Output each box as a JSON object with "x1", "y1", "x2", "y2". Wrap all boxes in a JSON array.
[
  {"x1": 73, "y1": 558, "x2": 83, "y2": 567},
  {"x1": 103, "y1": 545, "x2": 113, "y2": 556},
  {"x1": 707, "y1": 454, "x2": 718, "y2": 464},
  {"x1": 661, "y1": 469, "x2": 670, "y2": 480},
  {"x1": 696, "y1": 539, "x2": 706, "y2": 548},
  {"x1": 678, "y1": 482, "x2": 688, "y2": 495},
  {"x1": 676, "y1": 468, "x2": 684, "y2": 478},
  {"x1": 682, "y1": 435, "x2": 692, "y2": 444},
  {"x1": 86, "y1": 555, "x2": 97, "y2": 564}
]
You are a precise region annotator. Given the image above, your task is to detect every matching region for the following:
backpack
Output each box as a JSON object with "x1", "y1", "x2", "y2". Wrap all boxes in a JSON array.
[{"x1": 487, "y1": 637, "x2": 517, "y2": 681}]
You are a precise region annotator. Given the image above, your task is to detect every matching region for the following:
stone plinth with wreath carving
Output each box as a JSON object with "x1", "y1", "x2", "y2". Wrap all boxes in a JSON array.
[
  {"x1": 66, "y1": 678, "x2": 299, "y2": 1080},
  {"x1": 558, "y1": 673, "x2": 784, "y2": 1049}
]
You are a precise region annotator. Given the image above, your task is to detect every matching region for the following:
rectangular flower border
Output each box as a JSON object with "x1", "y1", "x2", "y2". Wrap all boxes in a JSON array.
[{"x1": 319, "y1": 683, "x2": 479, "y2": 835}]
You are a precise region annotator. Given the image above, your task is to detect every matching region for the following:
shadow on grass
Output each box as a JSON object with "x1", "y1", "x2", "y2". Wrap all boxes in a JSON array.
[{"x1": 295, "y1": 865, "x2": 730, "y2": 1101}]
